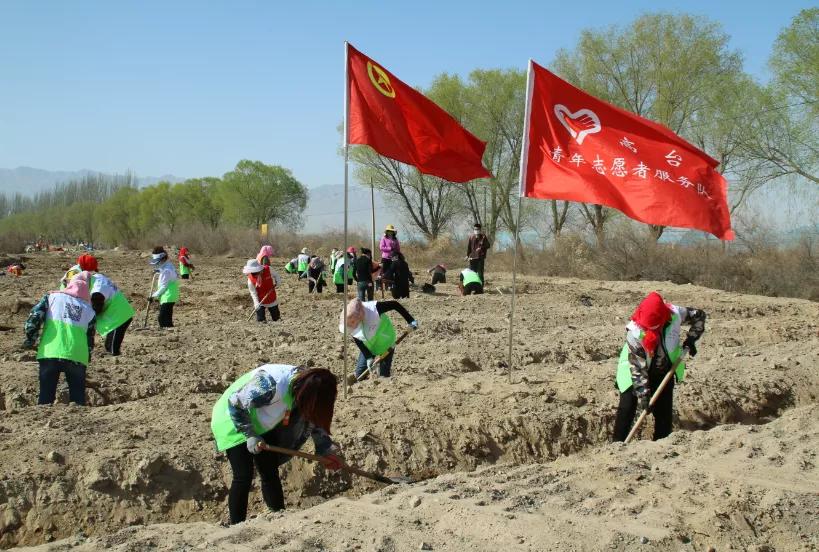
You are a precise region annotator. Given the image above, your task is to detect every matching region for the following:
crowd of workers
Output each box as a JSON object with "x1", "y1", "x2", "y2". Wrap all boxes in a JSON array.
[{"x1": 16, "y1": 220, "x2": 706, "y2": 524}]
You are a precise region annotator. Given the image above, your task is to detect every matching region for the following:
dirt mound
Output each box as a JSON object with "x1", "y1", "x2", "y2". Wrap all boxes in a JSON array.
[
  {"x1": 0, "y1": 253, "x2": 817, "y2": 549},
  {"x1": 20, "y1": 405, "x2": 819, "y2": 552}
]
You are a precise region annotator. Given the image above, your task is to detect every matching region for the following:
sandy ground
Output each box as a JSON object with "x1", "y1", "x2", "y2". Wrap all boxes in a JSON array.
[{"x1": 0, "y1": 250, "x2": 817, "y2": 551}]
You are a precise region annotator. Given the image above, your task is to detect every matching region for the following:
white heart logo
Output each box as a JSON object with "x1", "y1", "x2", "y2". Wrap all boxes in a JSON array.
[{"x1": 554, "y1": 104, "x2": 601, "y2": 145}]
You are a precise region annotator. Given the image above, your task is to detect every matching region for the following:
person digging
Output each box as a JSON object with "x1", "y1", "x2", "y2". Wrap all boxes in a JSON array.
[
  {"x1": 340, "y1": 298, "x2": 418, "y2": 384},
  {"x1": 243, "y1": 258, "x2": 282, "y2": 322},
  {"x1": 23, "y1": 278, "x2": 96, "y2": 405},
  {"x1": 210, "y1": 365, "x2": 344, "y2": 524},
  {"x1": 612, "y1": 291, "x2": 706, "y2": 442}
]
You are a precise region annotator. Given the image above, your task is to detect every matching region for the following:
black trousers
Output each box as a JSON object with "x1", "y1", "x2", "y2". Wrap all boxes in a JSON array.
[
  {"x1": 180, "y1": 274, "x2": 190, "y2": 280},
  {"x1": 38, "y1": 358, "x2": 86, "y2": 405},
  {"x1": 463, "y1": 282, "x2": 483, "y2": 296},
  {"x1": 104, "y1": 317, "x2": 132, "y2": 356},
  {"x1": 431, "y1": 272, "x2": 446, "y2": 285},
  {"x1": 613, "y1": 368, "x2": 675, "y2": 441},
  {"x1": 469, "y1": 258, "x2": 485, "y2": 283},
  {"x1": 158, "y1": 302, "x2": 174, "y2": 328},
  {"x1": 308, "y1": 279, "x2": 325, "y2": 293},
  {"x1": 225, "y1": 443, "x2": 285, "y2": 524},
  {"x1": 255, "y1": 305, "x2": 281, "y2": 322}
]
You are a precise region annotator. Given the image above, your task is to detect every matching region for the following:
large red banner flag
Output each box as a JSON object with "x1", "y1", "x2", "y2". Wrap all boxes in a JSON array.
[
  {"x1": 346, "y1": 43, "x2": 491, "y2": 183},
  {"x1": 520, "y1": 61, "x2": 733, "y2": 240}
]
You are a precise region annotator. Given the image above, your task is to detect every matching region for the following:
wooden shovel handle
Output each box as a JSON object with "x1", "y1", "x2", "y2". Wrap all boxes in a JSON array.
[
  {"x1": 355, "y1": 329, "x2": 411, "y2": 382},
  {"x1": 258, "y1": 443, "x2": 396, "y2": 485},
  {"x1": 624, "y1": 348, "x2": 689, "y2": 444}
]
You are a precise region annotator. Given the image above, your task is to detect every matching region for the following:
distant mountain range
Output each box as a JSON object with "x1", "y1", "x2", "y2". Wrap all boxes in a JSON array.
[
  {"x1": 0, "y1": 166, "x2": 183, "y2": 196},
  {"x1": 0, "y1": 166, "x2": 403, "y2": 235}
]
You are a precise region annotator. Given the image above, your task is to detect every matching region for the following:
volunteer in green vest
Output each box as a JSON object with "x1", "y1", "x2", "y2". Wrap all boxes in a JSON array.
[
  {"x1": 284, "y1": 257, "x2": 298, "y2": 275},
  {"x1": 296, "y1": 248, "x2": 310, "y2": 278},
  {"x1": 340, "y1": 298, "x2": 418, "y2": 380},
  {"x1": 149, "y1": 246, "x2": 180, "y2": 328},
  {"x1": 74, "y1": 270, "x2": 135, "y2": 356},
  {"x1": 210, "y1": 365, "x2": 343, "y2": 524},
  {"x1": 458, "y1": 268, "x2": 483, "y2": 296},
  {"x1": 23, "y1": 278, "x2": 96, "y2": 405},
  {"x1": 612, "y1": 291, "x2": 706, "y2": 441},
  {"x1": 334, "y1": 248, "x2": 356, "y2": 293},
  {"x1": 178, "y1": 247, "x2": 194, "y2": 279}
]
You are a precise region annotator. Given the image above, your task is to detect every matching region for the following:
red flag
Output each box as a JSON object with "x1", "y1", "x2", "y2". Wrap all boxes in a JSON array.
[
  {"x1": 521, "y1": 61, "x2": 733, "y2": 240},
  {"x1": 346, "y1": 43, "x2": 491, "y2": 183}
]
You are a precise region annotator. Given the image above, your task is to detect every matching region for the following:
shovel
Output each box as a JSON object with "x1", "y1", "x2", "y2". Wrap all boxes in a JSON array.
[
  {"x1": 136, "y1": 273, "x2": 158, "y2": 331},
  {"x1": 624, "y1": 348, "x2": 689, "y2": 444},
  {"x1": 247, "y1": 289, "x2": 276, "y2": 321},
  {"x1": 258, "y1": 443, "x2": 411, "y2": 485},
  {"x1": 354, "y1": 329, "x2": 411, "y2": 383}
]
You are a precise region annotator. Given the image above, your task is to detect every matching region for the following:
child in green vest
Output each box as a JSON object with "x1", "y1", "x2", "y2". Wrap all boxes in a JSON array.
[
  {"x1": 23, "y1": 278, "x2": 97, "y2": 405},
  {"x1": 149, "y1": 247, "x2": 179, "y2": 328},
  {"x1": 612, "y1": 292, "x2": 706, "y2": 442},
  {"x1": 210, "y1": 366, "x2": 344, "y2": 524},
  {"x1": 341, "y1": 298, "x2": 418, "y2": 379}
]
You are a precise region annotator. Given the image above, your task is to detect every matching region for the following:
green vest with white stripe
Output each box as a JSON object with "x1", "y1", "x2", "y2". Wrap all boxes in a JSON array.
[
  {"x1": 210, "y1": 364, "x2": 296, "y2": 452},
  {"x1": 90, "y1": 274, "x2": 136, "y2": 336},
  {"x1": 37, "y1": 293, "x2": 96, "y2": 366},
  {"x1": 616, "y1": 308, "x2": 686, "y2": 393},
  {"x1": 333, "y1": 259, "x2": 354, "y2": 285}
]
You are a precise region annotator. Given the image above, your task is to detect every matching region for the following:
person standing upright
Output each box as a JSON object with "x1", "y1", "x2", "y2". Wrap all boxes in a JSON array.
[
  {"x1": 379, "y1": 225, "x2": 400, "y2": 276},
  {"x1": 178, "y1": 247, "x2": 195, "y2": 279},
  {"x1": 354, "y1": 248, "x2": 377, "y2": 301},
  {"x1": 149, "y1": 246, "x2": 179, "y2": 328},
  {"x1": 466, "y1": 223, "x2": 491, "y2": 283}
]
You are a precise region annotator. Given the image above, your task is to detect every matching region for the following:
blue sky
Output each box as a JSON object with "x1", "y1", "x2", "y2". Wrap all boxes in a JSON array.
[{"x1": 0, "y1": 0, "x2": 811, "y2": 189}]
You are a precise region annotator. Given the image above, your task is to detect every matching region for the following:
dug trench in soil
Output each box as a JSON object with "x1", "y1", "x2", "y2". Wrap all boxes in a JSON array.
[{"x1": 0, "y1": 253, "x2": 816, "y2": 548}]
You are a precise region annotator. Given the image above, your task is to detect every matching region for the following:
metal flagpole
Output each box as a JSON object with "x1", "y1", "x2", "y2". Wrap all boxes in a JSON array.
[
  {"x1": 370, "y1": 178, "x2": 376, "y2": 255},
  {"x1": 342, "y1": 41, "x2": 351, "y2": 400},
  {"x1": 507, "y1": 59, "x2": 534, "y2": 384}
]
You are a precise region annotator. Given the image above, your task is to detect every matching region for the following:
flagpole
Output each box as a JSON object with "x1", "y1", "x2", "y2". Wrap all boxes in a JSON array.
[
  {"x1": 342, "y1": 41, "x2": 351, "y2": 400},
  {"x1": 507, "y1": 59, "x2": 534, "y2": 384},
  {"x1": 370, "y1": 177, "x2": 376, "y2": 256}
]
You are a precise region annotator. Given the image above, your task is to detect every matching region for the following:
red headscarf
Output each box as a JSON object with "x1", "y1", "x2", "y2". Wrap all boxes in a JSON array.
[
  {"x1": 631, "y1": 292, "x2": 672, "y2": 353},
  {"x1": 178, "y1": 247, "x2": 189, "y2": 260},
  {"x1": 77, "y1": 254, "x2": 98, "y2": 272}
]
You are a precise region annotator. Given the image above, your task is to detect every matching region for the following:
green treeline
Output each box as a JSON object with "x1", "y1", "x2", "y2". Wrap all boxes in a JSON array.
[{"x1": 0, "y1": 160, "x2": 308, "y2": 248}]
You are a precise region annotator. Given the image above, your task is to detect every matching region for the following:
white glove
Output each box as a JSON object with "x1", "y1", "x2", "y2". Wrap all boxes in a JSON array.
[
  {"x1": 246, "y1": 436, "x2": 263, "y2": 454},
  {"x1": 410, "y1": 320, "x2": 419, "y2": 330}
]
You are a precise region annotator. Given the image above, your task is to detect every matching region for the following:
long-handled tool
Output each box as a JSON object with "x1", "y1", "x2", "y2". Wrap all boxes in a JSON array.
[
  {"x1": 624, "y1": 349, "x2": 689, "y2": 444},
  {"x1": 247, "y1": 288, "x2": 276, "y2": 321},
  {"x1": 354, "y1": 329, "x2": 411, "y2": 383},
  {"x1": 259, "y1": 443, "x2": 411, "y2": 485},
  {"x1": 137, "y1": 273, "x2": 158, "y2": 331}
]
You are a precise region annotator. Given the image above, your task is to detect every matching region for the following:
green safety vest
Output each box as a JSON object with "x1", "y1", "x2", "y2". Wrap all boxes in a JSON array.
[
  {"x1": 160, "y1": 280, "x2": 180, "y2": 304},
  {"x1": 333, "y1": 260, "x2": 354, "y2": 285},
  {"x1": 297, "y1": 256, "x2": 309, "y2": 273},
  {"x1": 461, "y1": 269, "x2": 482, "y2": 286},
  {"x1": 37, "y1": 293, "x2": 96, "y2": 366},
  {"x1": 210, "y1": 365, "x2": 296, "y2": 452},
  {"x1": 90, "y1": 274, "x2": 136, "y2": 335},
  {"x1": 284, "y1": 261, "x2": 295, "y2": 274},
  {"x1": 361, "y1": 310, "x2": 397, "y2": 356},
  {"x1": 616, "y1": 312, "x2": 686, "y2": 393},
  {"x1": 179, "y1": 262, "x2": 190, "y2": 276}
]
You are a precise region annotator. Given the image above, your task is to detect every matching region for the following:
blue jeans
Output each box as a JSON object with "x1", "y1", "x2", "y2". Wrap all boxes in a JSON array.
[
  {"x1": 38, "y1": 358, "x2": 86, "y2": 405},
  {"x1": 355, "y1": 350, "x2": 393, "y2": 378},
  {"x1": 357, "y1": 281, "x2": 373, "y2": 301}
]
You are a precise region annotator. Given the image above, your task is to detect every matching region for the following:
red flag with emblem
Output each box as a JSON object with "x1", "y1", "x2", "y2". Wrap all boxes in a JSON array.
[
  {"x1": 346, "y1": 43, "x2": 491, "y2": 183},
  {"x1": 520, "y1": 61, "x2": 733, "y2": 240}
]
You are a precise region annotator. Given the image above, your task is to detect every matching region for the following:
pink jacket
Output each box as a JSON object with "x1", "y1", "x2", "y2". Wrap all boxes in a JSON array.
[{"x1": 379, "y1": 235, "x2": 400, "y2": 260}]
